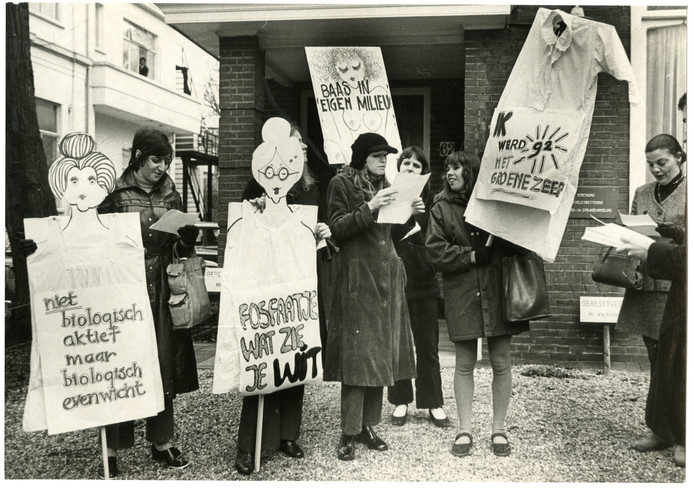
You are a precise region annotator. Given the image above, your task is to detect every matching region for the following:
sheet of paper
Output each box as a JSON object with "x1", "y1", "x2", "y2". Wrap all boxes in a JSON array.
[
  {"x1": 581, "y1": 223, "x2": 655, "y2": 249},
  {"x1": 618, "y1": 212, "x2": 659, "y2": 237},
  {"x1": 400, "y1": 221, "x2": 421, "y2": 241},
  {"x1": 377, "y1": 172, "x2": 430, "y2": 224},
  {"x1": 149, "y1": 209, "x2": 198, "y2": 235}
]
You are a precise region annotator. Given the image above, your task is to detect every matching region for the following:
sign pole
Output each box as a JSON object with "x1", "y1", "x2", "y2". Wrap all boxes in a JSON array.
[
  {"x1": 100, "y1": 426, "x2": 110, "y2": 480},
  {"x1": 254, "y1": 394, "x2": 264, "y2": 473},
  {"x1": 603, "y1": 324, "x2": 612, "y2": 376}
]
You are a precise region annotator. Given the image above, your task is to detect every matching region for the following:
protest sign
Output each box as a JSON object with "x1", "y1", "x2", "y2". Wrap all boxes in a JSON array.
[
  {"x1": 29, "y1": 282, "x2": 163, "y2": 434},
  {"x1": 465, "y1": 8, "x2": 639, "y2": 262},
  {"x1": 213, "y1": 118, "x2": 323, "y2": 396},
  {"x1": 474, "y1": 107, "x2": 584, "y2": 213},
  {"x1": 305, "y1": 46, "x2": 402, "y2": 173},
  {"x1": 22, "y1": 132, "x2": 163, "y2": 435}
]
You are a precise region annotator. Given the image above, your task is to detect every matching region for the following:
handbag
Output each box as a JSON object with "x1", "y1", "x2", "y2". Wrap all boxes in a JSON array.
[
  {"x1": 502, "y1": 252, "x2": 551, "y2": 322},
  {"x1": 591, "y1": 246, "x2": 643, "y2": 290},
  {"x1": 166, "y1": 246, "x2": 212, "y2": 329}
]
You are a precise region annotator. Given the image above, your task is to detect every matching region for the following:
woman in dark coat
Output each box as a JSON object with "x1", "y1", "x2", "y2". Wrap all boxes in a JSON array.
[
  {"x1": 618, "y1": 223, "x2": 686, "y2": 468},
  {"x1": 387, "y1": 146, "x2": 448, "y2": 428},
  {"x1": 232, "y1": 124, "x2": 332, "y2": 475},
  {"x1": 425, "y1": 151, "x2": 529, "y2": 458},
  {"x1": 615, "y1": 134, "x2": 686, "y2": 453},
  {"x1": 325, "y1": 132, "x2": 416, "y2": 461},
  {"x1": 97, "y1": 129, "x2": 200, "y2": 477}
]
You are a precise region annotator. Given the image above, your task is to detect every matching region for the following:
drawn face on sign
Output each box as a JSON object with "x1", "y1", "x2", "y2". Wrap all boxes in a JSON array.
[
  {"x1": 48, "y1": 133, "x2": 116, "y2": 211},
  {"x1": 252, "y1": 118, "x2": 305, "y2": 204},
  {"x1": 335, "y1": 53, "x2": 365, "y2": 89},
  {"x1": 62, "y1": 166, "x2": 109, "y2": 211}
]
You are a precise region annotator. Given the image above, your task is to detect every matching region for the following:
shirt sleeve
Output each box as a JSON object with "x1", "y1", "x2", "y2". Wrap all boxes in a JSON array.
[{"x1": 598, "y1": 25, "x2": 641, "y2": 106}]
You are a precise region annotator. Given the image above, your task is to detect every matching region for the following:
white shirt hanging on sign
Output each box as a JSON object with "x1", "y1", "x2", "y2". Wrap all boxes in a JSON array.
[
  {"x1": 22, "y1": 213, "x2": 164, "y2": 435},
  {"x1": 465, "y1": 8, "x2": 639, "y2": 262},
  {"x1": 213, "y1": 201, "x2": 323, "y2": 396}
]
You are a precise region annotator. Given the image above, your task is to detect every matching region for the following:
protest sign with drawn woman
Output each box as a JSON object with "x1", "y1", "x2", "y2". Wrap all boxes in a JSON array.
[{"x1": 22, "y1": 133, "x2": 163, "y2": 458}]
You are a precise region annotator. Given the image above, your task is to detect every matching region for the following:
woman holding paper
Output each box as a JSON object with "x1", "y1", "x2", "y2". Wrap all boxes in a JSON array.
[
  {"x1": 97, "y1": 128, "x2": 200, "y2": 477},
  {"x1": 616, "y1": 133, "x2": 686, "y2": 454},
  {"x1": 325, "y1": 132, "x2": 416, "y2": 461},
  {"x1": 387, "y1": 146, "x2": 448, "y2": 428},
  {"x1": 425, "y1": 150, "x2": 529, "y2": 457}
]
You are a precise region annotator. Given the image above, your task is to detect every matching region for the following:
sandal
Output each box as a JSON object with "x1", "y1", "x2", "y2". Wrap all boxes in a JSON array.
[
  {"x1": 491, "y1": 433, "x2": 512, "y2": 457},
  {"x1": 451, "y1": 432, "x2": 473, "y2": 457}
]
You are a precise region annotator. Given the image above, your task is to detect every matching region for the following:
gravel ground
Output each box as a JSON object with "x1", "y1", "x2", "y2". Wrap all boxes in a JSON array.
[{"x1": 4, "y1": 342, "x2": 685, "y2": 482}]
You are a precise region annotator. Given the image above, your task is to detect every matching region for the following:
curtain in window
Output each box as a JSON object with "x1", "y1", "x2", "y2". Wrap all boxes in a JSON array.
[{"x1": 646, "y1": 23, "x2": 687, "y2": 144}]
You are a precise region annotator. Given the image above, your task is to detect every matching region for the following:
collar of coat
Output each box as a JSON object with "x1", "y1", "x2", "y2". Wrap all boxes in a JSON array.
[
  {"x1": 433, "y1": 188, "x2": 469, "y2": 207},
  {"x1": 114, "y1": 165, "x2": 177, "y2": 198}
]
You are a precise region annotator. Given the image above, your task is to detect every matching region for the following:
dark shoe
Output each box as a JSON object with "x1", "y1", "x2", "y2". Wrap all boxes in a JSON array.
[
  {"x1": 429, "y1": 409, "x2": 450, "y2": 428},
  {"x1": 234, "y1": 449, "x2": 254, "y2": 475},
  {"x1": 337, "y1": 435, "x2": 356, "y2": 461},
  {"x1": 631, "y1": 433, "x2": 672, "y2": 452},
  {"x1": 356, "y1": 426, "x2": 388, "y2": 451},
  {"x1": 97, "y1": 456, "x2": 118, "y2": 479},
  {"x1": 279, "y1": 439, "x2": 305, "y2": 459},
  {"x1": 151, "y1": 445, "x2": 190, "y2": 469},
  {"x1": 451, "y1": 433, "x2": 472, "y2": 457},
  {"x1": 391, "y1": 404, "x2": 408, "y2": 426},
  {"x1": 491, "y1": 433, "x2": 512, "y2": 457}
]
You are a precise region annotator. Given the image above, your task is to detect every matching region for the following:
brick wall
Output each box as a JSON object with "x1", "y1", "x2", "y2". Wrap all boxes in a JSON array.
[
  {"x1": 465, "y1": 5, "x2": 646, "y2": 369},
  {"x1": 217, "y1": 36, "x2": 266, "y2": 263}
]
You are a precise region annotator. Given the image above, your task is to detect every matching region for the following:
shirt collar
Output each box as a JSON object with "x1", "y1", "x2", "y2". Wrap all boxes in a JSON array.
[{"x1": 541, "y1": 9, "x2": 573, "y2": 53}]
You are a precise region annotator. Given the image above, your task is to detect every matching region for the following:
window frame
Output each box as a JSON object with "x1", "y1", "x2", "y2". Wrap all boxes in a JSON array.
[{"x1": 122, "y1": 19, "x2": 157, "y2": 79}]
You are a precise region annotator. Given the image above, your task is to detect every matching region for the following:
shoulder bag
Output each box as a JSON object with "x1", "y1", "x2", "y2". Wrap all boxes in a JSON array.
[
  {"x1": 166, "y1": 246, "x2": 212, "y2": 329},
  {"x1": 591, "y1": 246, "x2": 643, "y2": 290},
  {"x1": 502, "y1": 252, "x2": 551, "y2": 322}
]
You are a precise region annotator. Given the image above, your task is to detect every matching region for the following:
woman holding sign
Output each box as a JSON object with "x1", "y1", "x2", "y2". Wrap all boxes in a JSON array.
[
  {"x1": 325, "y1": 132, "x2": 416, "y2": 461},
  {"x1": 425, "y1": 151, "x2": 529, "y2": 458},
  {"x1": 387, "y1": 146, "x2": 448, "y2": 428},
  {"x1": 97, "y1": 128, "x2": 200, "y2": 477},
  {"x1": 616, "y1": 134, "x2": 686, "y2": 456}
]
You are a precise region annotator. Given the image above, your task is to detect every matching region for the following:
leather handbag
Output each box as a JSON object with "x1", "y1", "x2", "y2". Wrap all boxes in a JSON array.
[
  {"x1": 591, "y1": 246, "x2": 643, "y2": 290},
  {"x1": 502, "y1": 252, "x2": 551, "y2": 322},
  {"x1": 166, "y1": 246, "x2": 212, "y2": 329}
]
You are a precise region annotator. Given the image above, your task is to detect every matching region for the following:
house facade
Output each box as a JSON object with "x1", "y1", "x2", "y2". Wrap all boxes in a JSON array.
[
  {"x1": 159, "y1": 4, "x2": 687, "y2": 368},
  {"x1": 28, "y1": 2, "x2": 219, "y2": 215}
]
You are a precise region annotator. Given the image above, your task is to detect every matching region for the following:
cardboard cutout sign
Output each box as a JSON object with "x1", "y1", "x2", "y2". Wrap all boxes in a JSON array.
[
  {"x1": 213, "y1": 118, "x2": 323, "y2": 396},
  {"x1": 475, "y1": 107, "x2": 585, "y2": 213},
  {"x1": 464, "y1": 8, "x2": 639, "y2": 262},
  {"x1": 305, "y1": 46, "x2": 402, "y2": 174},
  {"x1": 22, "y1": 133, "x2": 163, "y2": 434}
]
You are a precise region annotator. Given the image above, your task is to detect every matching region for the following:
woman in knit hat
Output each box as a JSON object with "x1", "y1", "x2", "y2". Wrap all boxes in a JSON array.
[{"x1": 324, "y1": 132, "x2": 417, "y2": 461}]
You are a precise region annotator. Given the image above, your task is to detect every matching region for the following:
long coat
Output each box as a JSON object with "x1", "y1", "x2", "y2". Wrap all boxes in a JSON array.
[
  {"x1": 99, "y1": 167, "x2": 199, "y2": 399},
  {"x1": 645, "y1": 239, "x2": 686, "y2": 446},
  {"x1": 616, "y1": 180, "x2": 686, "y2": 338},
  {"x1": 425, "y1": 192, "x2": 529, "y2": 341},
  {"x1": 323, "y1": 172, "x2": 416, "y2": 387}
]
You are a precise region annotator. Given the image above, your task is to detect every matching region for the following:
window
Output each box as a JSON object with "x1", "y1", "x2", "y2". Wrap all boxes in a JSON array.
[
  {"x1": 29, "y1": 3, "x2": 60, "y2": 21},
  {"x1": 123, "y1": 20, "x2": 156, "y2": 79},
  {"x1": 35, "y1": 99, "x2": 60, "y2": 165},
  {"x1": 95, "y1": 4, "x2": 104, "y2": 51}
]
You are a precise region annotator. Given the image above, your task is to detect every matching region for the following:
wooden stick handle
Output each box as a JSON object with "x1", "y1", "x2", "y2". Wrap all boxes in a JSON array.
[{"x1": 254, "y1": 394, "x2": 265, "y2": 473}]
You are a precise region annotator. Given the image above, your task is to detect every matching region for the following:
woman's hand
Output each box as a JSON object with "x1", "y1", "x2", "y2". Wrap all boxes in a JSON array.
[
  {"x1": 411, "y1": 197, "x2": 425, "y2": 215},
  {"x1": 248, "y1": 194, "x2": 267, "y2": 213},
  {"x1": 615, "y1": 234, "x2": 652, "y2": 261},
  {"x1": 177, "y1": 225, "x2": 199, "y2": 247},
  {"x1": 367, "y1": 188, "x2": 398, "y2": 212},
  {"x1": 314, "y1": 222, "x2": 332, "y2": 240},
  {"x1": 18, "y1": 238, "x2": 37, "y2": 257}
]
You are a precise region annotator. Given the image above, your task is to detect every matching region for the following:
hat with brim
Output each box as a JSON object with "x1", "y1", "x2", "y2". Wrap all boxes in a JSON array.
[{"x1": 350, "y1": 133, "x2": 398, "y2": 170}]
